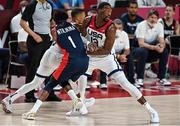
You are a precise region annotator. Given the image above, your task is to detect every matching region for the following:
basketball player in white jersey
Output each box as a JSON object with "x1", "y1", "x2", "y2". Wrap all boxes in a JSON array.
[
  {"x1": 1, "y1": 9, "x2": 95, "y2": 114},
  {"x1": 73, "y1": 2, "x2": 159, "y2": 123}
]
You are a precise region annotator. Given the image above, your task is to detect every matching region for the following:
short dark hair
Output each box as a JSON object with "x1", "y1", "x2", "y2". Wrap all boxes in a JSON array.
[
  {"x1": 71, "y1": 8, "x2": 85, "y2": 18},
  {"x1": 128, "y1": 1, "x2": 138, "y2": 7},
  {"x1": 54, "y1": 10, "x2": 68, "y2": 24},
  {"x1": 148, "y1": 9, "x2": 159, "y2": 18},
  {"x1": 166, "y1": 4, "x2": 175, "y2": 11},
  {"x1": 97, "y1": 2, "x2": 111, "y2": 9}
]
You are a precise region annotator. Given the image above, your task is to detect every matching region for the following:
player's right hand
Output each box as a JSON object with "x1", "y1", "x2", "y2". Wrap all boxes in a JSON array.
[
  {"x1": 32, "y1": 33, "x2": 43, "y2": 43},
  {"x1": 87, "y1": 43, "x2": 98, "y2": 52}
]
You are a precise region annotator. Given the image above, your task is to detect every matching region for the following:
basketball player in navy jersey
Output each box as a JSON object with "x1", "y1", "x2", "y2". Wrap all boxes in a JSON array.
[
  {"x1": 75, "y1": 2, "x2": 159, "y2": 123},
  {"x1": 20, "y1": 10, "x2": 91, "y2": 120}
]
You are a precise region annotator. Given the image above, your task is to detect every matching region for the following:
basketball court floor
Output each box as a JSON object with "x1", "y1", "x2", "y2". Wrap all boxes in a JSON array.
[{"x1": 0, "y1": 79, "x2": 180, "y2": 126}]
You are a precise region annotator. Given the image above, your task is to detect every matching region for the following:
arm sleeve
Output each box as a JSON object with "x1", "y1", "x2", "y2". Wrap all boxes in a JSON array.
[{"x1": 21, "y1": 1, "x2": 36, "y2": 21}]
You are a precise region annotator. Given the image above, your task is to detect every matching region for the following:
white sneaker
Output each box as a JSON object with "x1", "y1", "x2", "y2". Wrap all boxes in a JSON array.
[
  {"x1": 22, "y1": 111, "x2": 36, "y2": 120},
  {"x1": 146, "y1": 69, "x2": 157, "y2": 78},
  {"x1": 66, "y1": 110, "x2": 81, "y2": 116},
  {"x1": 144, "y1": 102, "x2": 160, "y2": 123},
  {"x1": 66, "y1": 103, "x2": 88, "y2": 116},
  {"x1": 73, "y1": 98, "x2": 83, "y2": 110},
  {"x1": 1, "y1": 95, "x2": 12, "y2": 113},
  {"x1": 66, "y1": 98, "x2": 83, "y2": 116},
  {"x1": 80, "y1": 103, "x2": 88, "y2": 115},
  {"x1": 149, "y1": 110, "x2": 160, "y2": 123},
  {"x1": 84, "y1": 97, "x2": 95, "y2": 108},
  {"x1": 159, "y1": 78, "x2": 171, "y2": 86},
  {"x1": 99, "y1": 83, "x2": 107, "y2": 89},
  {"x1": 135, "y1": 79, "x2": 143, "y2": 87}
]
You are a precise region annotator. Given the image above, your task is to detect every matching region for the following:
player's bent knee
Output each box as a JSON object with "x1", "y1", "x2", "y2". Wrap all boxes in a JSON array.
[{"x1": 110, "y1": 72, "x2": 142, "y2": 99}]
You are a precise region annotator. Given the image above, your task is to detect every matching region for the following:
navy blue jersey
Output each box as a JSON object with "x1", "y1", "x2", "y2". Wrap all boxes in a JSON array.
[
  {"x1": 56, "y1": 22, "x2": 87, "y2": 57},
  {"x1": 120, "y1": 13, "x2": 144, "y2": 47},
  {"x1": 162, "y1": 18, "x2": 176, "y2": 38},
  {"x1": 52, "y1": 21, "x2": 89, "y2": 82}
]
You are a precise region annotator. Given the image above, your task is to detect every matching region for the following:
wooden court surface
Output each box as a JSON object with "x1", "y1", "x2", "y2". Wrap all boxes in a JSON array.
[{"x1": 0, "y1": 94, "x2": 180, "y2": 126}]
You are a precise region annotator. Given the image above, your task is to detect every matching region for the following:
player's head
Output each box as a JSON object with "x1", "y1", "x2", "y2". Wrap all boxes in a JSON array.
[
  {"x1": 71, "y1": 8, "x2": 86, "y2": 25},
  {"x1": 97, "y1": 2, "x2": 112, "y2": 21},
  {"x1": 165, "y1": 5, "x2": 175, "y2": 18},
  {"x1": 147, "y1": 9, "x2": 159, "y2": 27},
  {"x1": 54, "y1": 10, "x2": 68, "y2": 24},
  {"x1": 113, "y1": 19, "x2": 123, "y2": 31},
  {"x1": 127, "y1": 1, "x2": 138, "y2": 16}
]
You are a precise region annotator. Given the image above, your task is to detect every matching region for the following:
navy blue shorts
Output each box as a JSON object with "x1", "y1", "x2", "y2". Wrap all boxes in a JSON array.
[{"x1": 52, "y1": 56, "x2": 89, "y2": 83}]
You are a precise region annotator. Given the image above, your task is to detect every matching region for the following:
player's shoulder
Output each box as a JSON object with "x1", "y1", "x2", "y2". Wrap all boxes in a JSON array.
[
  {"x1": 136, "y1": 15, "x2": 144, "y2": 21},
  {"x1": 108, "y1": 21, "x2": 116, "y2": 31}
]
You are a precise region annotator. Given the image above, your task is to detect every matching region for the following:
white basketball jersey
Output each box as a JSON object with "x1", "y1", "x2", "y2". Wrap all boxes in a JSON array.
[{"x1": 86, "y1": 15, "x2": 113, "y2": 57}]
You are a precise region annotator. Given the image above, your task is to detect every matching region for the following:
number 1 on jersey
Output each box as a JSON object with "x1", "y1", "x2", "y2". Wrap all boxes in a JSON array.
[{"x1": 68, "y1": 36, "x2": 76, "y2": 48}]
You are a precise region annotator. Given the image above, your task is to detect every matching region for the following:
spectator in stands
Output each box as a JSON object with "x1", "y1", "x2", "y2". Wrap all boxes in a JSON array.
[
  {"x1": 10, "y1": 0, "x2": 28, "y2": 40},
  {"x1": 113, "y1": 19, "x2": 130, "y2": 64},
  {"x1": 137, "y1": 0, "x2": 166, "y2": 8},
  {"x1": 49, "y1": 0, "x2": 84, "y2": 22},
  {"x1": 48, "y1": 0, "x2": 84, "y2": 10},
  {"x1": 159, "y1": 5, "x2": 180, "y2": 76},
  {"x1": 0, "y1": 0, "x2": 28, "y2": 84},
  {"x1": 120, "y1": 1, "x2": 143, "y2": 49},
  {"x1": 159, "y1": 5, "x2": 179, "y2": 39},
  {"x1": 120, "y1": 1, "x2": 143, "y2": 84},
  {"x1": 130, "y1": 9, "x2": 171, "y2": 87}
]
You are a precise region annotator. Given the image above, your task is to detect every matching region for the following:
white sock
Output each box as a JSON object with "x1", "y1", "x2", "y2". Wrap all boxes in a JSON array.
[
  {"x1": 67, "y1": 90, "x2": 78, "y2": 101},
  {"x1": 68, "y1": 79, "x2": 79, "y2": 94},
  {"x1": 78, "y1": 75, "x2": 87, "y2": 100},
  {"x1": 10, "y1": 92, "x2": 21, "y2": 102},
  {"x1": 10, "y1": 76, "x2": 44, "y2": 102},
  {"x1": 143, "y1": 102, "x2": 155, "y2": 113},
  {"x1": 30, "y1": 99, "x2": 42, "y2": 113}
]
